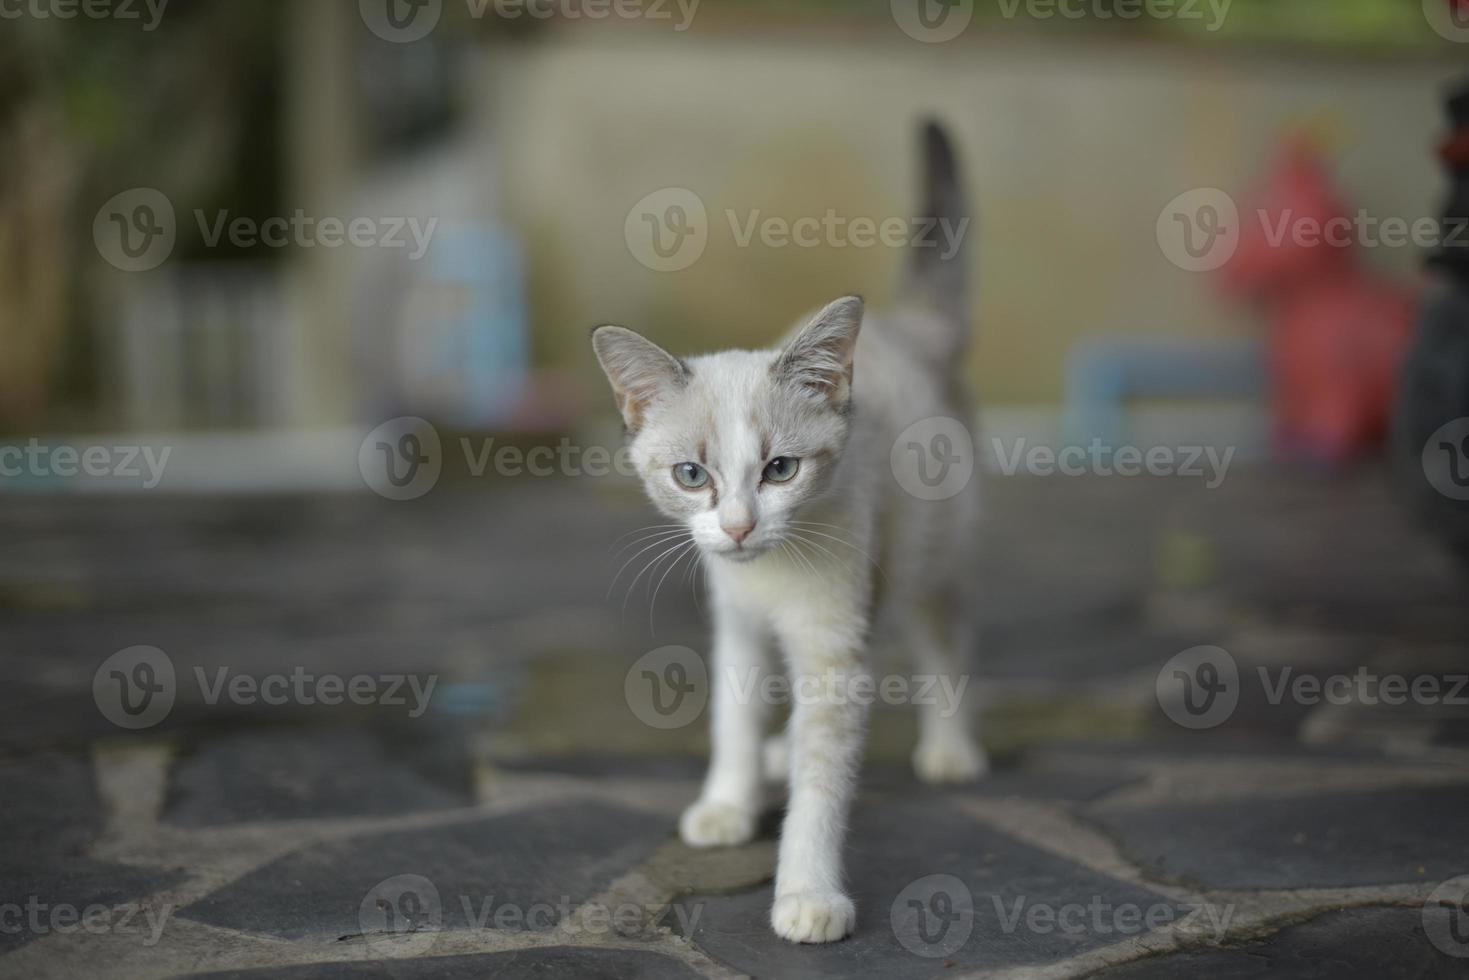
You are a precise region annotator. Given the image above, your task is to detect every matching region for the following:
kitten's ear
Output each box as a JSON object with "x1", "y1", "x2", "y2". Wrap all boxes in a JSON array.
[
  {"x1": 591, "y1": 325, "x2": 687, "y2": 433},
  {"x1": 774, "y1": 295, "x2": 863, "y2": 408}
]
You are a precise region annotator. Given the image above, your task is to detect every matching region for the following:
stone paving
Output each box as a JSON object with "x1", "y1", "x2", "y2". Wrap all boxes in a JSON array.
[{"x1": 1, "y1": 471, "x2": 1468, "y2": 978}]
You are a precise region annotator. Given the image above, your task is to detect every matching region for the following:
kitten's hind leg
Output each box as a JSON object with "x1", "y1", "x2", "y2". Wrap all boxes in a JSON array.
[
  {"x1": 908, "y1": 603, "x2": 988, "y2": 784},
  {"x1": 680, "y1": 600, "x2": 767, "y2": 848}
]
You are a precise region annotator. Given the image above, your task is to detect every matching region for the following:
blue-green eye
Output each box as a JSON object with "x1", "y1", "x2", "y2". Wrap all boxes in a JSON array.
[
  {"x1": 762, "y1": 457, "x2": 800, "y2": 483},
  {"x1": 673, "y1": 462, "x2": 709, "y2": 489}
]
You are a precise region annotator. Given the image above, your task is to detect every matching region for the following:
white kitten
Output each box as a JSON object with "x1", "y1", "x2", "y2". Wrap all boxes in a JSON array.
[{"x1": 592, "y1": 121, "x2": 984, "y2": 944}]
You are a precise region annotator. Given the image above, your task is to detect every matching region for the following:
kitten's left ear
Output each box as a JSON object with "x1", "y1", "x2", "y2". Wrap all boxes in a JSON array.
[{"x1": 775, "y1": 295, "x2": 864, "y2": 408}]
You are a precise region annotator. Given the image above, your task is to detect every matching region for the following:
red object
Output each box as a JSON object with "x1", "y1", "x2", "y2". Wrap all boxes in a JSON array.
[{"x1": 1220, "y1": 139, "x2": 1418, "y2": 463}]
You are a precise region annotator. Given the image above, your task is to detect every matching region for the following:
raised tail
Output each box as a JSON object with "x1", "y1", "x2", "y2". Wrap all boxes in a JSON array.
[{"x1": 897, "y1": 119, "x2": 973, "y2": 371}]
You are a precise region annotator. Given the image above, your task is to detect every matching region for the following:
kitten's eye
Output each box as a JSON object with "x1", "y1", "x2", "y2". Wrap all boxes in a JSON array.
[
  {"x1": 762, "y1": 456, "x2": 800, "y2": 484},
  {"x1": 672, "y1": 462, "x2": 709, "y2": 489}
]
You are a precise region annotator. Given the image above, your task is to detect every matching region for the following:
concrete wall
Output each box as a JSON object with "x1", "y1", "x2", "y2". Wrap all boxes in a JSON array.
[{"x1": 485, "y1": 28, "x2": 1462, "y2": 405}]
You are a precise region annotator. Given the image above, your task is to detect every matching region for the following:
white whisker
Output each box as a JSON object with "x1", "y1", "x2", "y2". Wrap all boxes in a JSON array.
[{"x1": 607, "y1": 530, "x2": 690, "y2": 599}]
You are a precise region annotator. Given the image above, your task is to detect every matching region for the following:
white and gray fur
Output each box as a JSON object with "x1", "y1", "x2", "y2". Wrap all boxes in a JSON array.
[{"x1": 592, "y1": 121, "x2": 984, "y2": 944}]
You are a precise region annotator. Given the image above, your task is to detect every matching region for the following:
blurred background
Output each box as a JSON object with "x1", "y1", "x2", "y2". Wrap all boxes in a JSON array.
[
  {"x1": 1, "y1": 0, "x2": 1464, "y2": 465},
  {"x1": 6, "y1": 3, "x2": 1469, "y2": 977}
]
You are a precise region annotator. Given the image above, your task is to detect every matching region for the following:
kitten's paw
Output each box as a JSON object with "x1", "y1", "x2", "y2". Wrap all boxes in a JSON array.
[
  {"x1": 913, "y1": 736, "x2": 989, "y2": 784},
  {"x1": 771, "y1": 891, "x2": 856, "y2": 944},
  {"x1": 679, "y1": 800, "x2": 756, "y2": 848},
  {"x1": 762, "y1": 735, "x2": 789, "y2": 782}
]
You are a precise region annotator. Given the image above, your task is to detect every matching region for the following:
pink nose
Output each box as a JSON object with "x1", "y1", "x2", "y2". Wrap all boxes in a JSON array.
[{"x1": 722, "y1": 522, "x2": 755, "y2": 546}]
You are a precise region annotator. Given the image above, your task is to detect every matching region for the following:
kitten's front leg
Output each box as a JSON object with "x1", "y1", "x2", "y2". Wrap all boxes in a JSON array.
[
  {"x1": 769, "y1": 624, "x2": 868, "y2": 944},
  {"x1": 679, "y1": 600, "x2": 766, "y2": 848}
]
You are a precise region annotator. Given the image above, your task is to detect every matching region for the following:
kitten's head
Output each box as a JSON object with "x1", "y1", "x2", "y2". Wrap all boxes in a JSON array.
[{"x1": 592, "y1": 296, "x2": 862, "y2": 562}]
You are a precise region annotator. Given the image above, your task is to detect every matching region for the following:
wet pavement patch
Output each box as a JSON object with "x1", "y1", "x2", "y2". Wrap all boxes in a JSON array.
[
  {"x1": 164, "y1": 728, "x2": 475, "y2": 826},
  {"x1": 178, "y1": 801, "x2": 670, "y2": 941},
  {"x1": 1088, "y1": 783, "x2": 1469, "y2": 889}
]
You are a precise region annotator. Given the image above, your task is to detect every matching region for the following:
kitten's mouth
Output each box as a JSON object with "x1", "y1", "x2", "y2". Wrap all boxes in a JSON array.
[{"x1": 711, "y1": 542, "x2": 769, "y2": 563}]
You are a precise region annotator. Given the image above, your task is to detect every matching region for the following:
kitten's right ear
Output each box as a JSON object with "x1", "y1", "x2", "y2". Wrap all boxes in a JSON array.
[{"x1": 591, "y1": 325, "x2": 687, "y2": 434}]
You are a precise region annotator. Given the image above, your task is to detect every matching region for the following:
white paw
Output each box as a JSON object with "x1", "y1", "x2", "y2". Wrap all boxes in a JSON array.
[
  {"x1": 679, "y1": 800, "x2": 756, "y2": 848},
  {"x1": 762, "y1": 735, "x2": 789, "y2": 782},
  {"x1": 771, "y1": 891, "x2": 856, "y2": 944},
  {"x1": 913, "y1": 736, "x2": 989, "y2": 785}
]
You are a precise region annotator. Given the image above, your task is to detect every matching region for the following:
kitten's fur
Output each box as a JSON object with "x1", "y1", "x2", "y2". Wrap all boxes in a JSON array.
[{"x1": 592, "y1": 122, "x2": 983, "y2": 944}]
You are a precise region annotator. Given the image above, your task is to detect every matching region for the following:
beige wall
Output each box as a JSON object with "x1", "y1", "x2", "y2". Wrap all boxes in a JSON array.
[{"x1": 486, "y1": 29, "x2": 1461, "y2": 404}]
